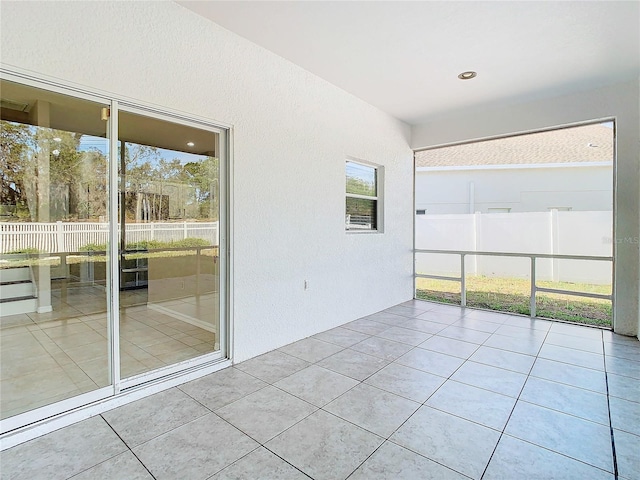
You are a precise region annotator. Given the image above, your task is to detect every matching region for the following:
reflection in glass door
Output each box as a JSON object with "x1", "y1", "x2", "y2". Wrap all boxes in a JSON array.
[
  {"x1": 117, "y1": 110, "x2": 222, "y2": 381},
  {"x1": 0, "y1": 79, "x2": 112, "y2": 421}
]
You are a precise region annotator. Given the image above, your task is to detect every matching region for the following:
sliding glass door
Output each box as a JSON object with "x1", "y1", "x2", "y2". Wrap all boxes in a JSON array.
[
  {"x1": 117, "y1": 109, "x2": 224, "y2": 385},
  {"x1": 0, "y1": 79, "x2": 113, "y2": 423},
  {"x1": 0, "y1": 75, "x2": 227, "y2": 432}
]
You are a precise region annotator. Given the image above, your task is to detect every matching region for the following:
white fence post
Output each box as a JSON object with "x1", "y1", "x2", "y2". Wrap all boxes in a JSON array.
[
  {"x1": 183, "y1": 221, "x2": 188, "y2": 239},
  {"x1": 550, "y1": 209, "x2": 559, "y2": 282},
  {"x1": 472, "y1": 212, "x2": 481, "y2": 275},
  {"x1": 56, "y1": 221, "x2": 64, "y2": 253}
]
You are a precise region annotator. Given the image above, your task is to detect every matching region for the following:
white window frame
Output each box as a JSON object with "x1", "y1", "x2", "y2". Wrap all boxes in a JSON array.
[{"x1": 345, "y1": 158, "x2": 384, "y2": 233}]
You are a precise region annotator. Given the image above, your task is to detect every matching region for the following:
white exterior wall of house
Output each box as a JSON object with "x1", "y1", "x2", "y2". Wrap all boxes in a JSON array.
[
  {"x1": 0, "y1": 1, "x2": 414, "y2": 362},
  {"x1": 415, "y1": 164, "x2": 613, "y2": 214},
  {"x1": 412, "y1": 78, "x2": 640, "y2": 338}
]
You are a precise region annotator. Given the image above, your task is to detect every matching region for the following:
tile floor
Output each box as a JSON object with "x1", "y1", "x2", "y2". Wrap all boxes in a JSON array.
[{"x1": 2, "y1": 300, "x2": 639, "y2": 480}]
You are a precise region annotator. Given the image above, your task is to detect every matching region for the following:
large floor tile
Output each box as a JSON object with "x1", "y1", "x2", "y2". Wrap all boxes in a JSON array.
[
  {"x1": 419, "y1": 335, "x2": 479, "y2": 359},
  {"x1": 324, "y1": 383, "x2": 420, "y2": 437},
  {"x1": 365, "y1": 362, "x2": 445, "y2": 403},
  {"x1": 398, "y1": 318, "x2": 448, "y2": 334},
  {"x1": 178, "y1": 367, "x2": 267, "y2": 411},
  {"x1": 312, "y1": 327, "x2": 370, "y2": 347},
  {"x1": 133, "y1": 413, "x2": 258, "y2": 480},
  {"x1": 519, "y1": 376, "x2": 609, "y2": 425},
  {"x1": 602, "y1": 331, "x2": 639, "y2": 346},
  {"x1": 395, "y1": 348, "x2": 464, "y2": 378},
  {"x1": 549, "y1": 323, "x2": 603, "y2": 340},
  {"x1": 266, "y1": 410, "x2": 383, "y2": 480},
  {"x1": 451, "y1": 361, "x2": 527, "y2": 397},
  {"x1": 451, "y1": 317, "x2": 502, "y2": 333},
  {"x1": 604, "y1": 341, "x2": 640, "y2": 362},
  {"x1": 70, "y1": 451, "x2": 153, "y2": 480},
  {"x1": 605, "y1": 356, "x2": 640, "y2": 380},
  {"x1": 384, "y1": 305, "x2": 427, "y2": 318},
  {"x1": 493, "y1": 324, "x2": 548, "y2": 341},
  {"x1": 375, "y1": 326, "x2": 431, "y2": 346},
  {"x1": 349, "y1": 441, "x2": 468, "y2": 480},
  {"x1": 468, "y1": 345, "x2": 535, "y2": 374},
  {"x1": 437, "y1": 325, "x2": 491, "y2": 344},
  {"x1": 415, "y1": 311, "x2": 462, "y2": 325},
  {"x1": 483, "y1": 333, "x2": 544, "y2": 356},
  {"x1": 544, "y1": 332, "x2": 603, "y2": 354},
  {"x1": 609, "y1": 396, "x2": 640, "y2": 436},
  {"x1": 342, "y1": 318, "x2": 391, "y2": 335},
  {"x1": 0, "y1": 416, "x2": 127, "y2": 480},
  {"x1": 530, "y1": 358, "x2": 607, "y2": 393},
  {"x1": 606, "y1": 372, "x2": 640, "y2": 403},
  {"x1": 484, "y1": 435, "x2": 614, "y2": 480},
  {"x1": 613, "y1": 429, "x2": 640, "y2": 480},
  {"x1": 234, "y1": 350, "x2": 310, "y2": 384},
  {"x1": 208, "y1": 447, "x2": 309, "y2": 480},
  {"x1": 216, "y1": 386, "x2": 316, "y2": 443},
  {"x1": 350, "y1": 336, "x2": 413, "y2": 361},
  {"x1": 365, "y1": 312, "x2": 408, "y2": 326},
  {"x1": 390, "y1": 406, "x2": 500, "y2": 479},
  {"x1": 502, "y1": 316, "x2": 554, "y2": 331},
  {"x1": 278, "y1": 338, "x2": 344, "y2": 363},
  {"x1": 427, "y1": 303, "x2": 466, "y2": 315},
  {"x1": 102, "y1": 388, "x2": 209, "y2": 447},
  {"x1": 400, "y1": 300, "x2": 435, "y2": 310},
  {"x1": 317, "y1": 348, "x2": 389, "y2": 381},
  {"x1": 505, "y1": 401, "x2": 613, "y2": 472},
  {"x1": 426, "y1": 380, "x2": 516, "y2": 431},
  {"x1": 462, "y1": 309, "x2": 511, "y2": 324},
  {"x1": 274, "y1": 365, "x2": 358, "y2": 407},
  {"x1": 538, "y1": 344, "x2": 604, "y2": 371}
]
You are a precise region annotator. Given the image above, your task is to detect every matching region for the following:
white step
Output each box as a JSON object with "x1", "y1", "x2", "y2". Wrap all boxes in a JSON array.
[
  {"x1": 0, "y1": 267, "x2": 31, "y2": 283},
  {"x1": 0, "y1": 297, "x2": 37, "y2": 316},
  {"x1": 0, "y1": 282, "x2": 35, "y2": 300}
]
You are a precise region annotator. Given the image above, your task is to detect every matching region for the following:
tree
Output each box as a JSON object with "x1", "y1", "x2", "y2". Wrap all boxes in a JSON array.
[
  {"x1": 0, "y1": 121, "x2": 34, "y2": 219},
  {"x1": 183, "y1": 156, "x2": 219, "y2": 220}
]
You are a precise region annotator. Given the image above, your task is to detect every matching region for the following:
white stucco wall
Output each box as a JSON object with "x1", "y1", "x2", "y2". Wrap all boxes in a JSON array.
[
  {"x1": 0, "y1": 1, "x2": 414, "y2": 362},
  {"x1": 412, "y1": 79, "x2": 640, "y2": 337},
  {"x1": 415, "y1": 165, "x2": 613, "y2": 214}
]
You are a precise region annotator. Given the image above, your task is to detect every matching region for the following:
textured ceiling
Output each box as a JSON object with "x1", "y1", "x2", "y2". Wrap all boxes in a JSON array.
[{"x1": 178, "y1": 1, "x2": 639, "y2": 125}]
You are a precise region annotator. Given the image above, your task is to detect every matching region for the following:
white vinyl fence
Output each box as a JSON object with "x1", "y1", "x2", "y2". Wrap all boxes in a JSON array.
[
  {"x1": 1, "y1": 221, "x2": 219, "y2": 254},
  {"x1": 416, "y1": 211, "x2": 613, "y2": 284}
]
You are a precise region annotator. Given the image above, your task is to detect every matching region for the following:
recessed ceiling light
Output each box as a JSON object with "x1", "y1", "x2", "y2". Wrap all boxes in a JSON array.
[
  {"x1": 458, "y1": 71, "x2": 477, "y2": 80},
  {"x1": 186, "y1": 142, "x2": 195, "y2": 147}
]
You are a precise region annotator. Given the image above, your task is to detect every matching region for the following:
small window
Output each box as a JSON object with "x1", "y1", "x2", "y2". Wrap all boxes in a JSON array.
[
  {"x1": 416, "y1": 209, "x2": 426, "y2": 215},
  {"x1": 487, "y1": 207, "x2": 511, "y2": 213},
  {"x1": 346, "y1": 160, "x2": 381, "y2": 231}
]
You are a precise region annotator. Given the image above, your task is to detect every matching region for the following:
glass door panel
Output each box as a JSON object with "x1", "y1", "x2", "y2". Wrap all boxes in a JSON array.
[
  {"x1": 0, "y1": 80, "x2": 111, "y2": 420},
  {"x1": 117, "y1": 110, "x2": 221, "y2": 380}
]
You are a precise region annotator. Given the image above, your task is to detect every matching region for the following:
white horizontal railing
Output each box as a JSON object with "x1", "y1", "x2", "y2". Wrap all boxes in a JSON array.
[
  {"x1": 0, "y1": 221, "x2": 219, "y2": 254},
  {"x1": 414, "y1": 248, "x2": 613, "y2": 318}
]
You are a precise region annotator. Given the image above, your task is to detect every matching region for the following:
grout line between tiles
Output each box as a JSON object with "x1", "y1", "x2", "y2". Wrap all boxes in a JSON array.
[
  {"x1": 99, "y1": 414, "x2": 158, "y2": 480},
  {"x1": 603, "y1": 354, "x2": 620, "y2": 479}
]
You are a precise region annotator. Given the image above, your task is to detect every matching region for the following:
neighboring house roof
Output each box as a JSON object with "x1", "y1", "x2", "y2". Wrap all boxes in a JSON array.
[{"x1": 415, "y1": 123, "x2": 614, "y2": 167}]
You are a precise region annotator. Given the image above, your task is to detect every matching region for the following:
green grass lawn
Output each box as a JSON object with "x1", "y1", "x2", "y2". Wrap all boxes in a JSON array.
[{"x1": 416, "y1": 276, "x2": 612, "y2": 327}]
